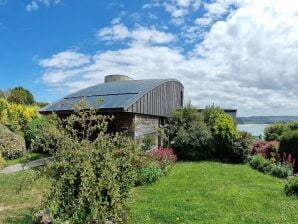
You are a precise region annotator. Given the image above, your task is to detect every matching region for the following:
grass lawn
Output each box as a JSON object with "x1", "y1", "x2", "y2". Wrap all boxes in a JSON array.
[
  {"x1": 0, "y1": 162, "x2": 298, "y2": 223},
  {"x1": 0, "y1": 170, "x2": 49, "y2": 223},
  {"x1": 4, "y1": 152, "x2": 51, "y2": 167},
  {"x1": 128, "y1": 162, "x2": 298, "y2": 224}
]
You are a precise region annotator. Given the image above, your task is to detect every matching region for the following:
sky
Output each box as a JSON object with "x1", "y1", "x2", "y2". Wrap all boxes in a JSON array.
[{"x1": 0, "y1": 0, "x2": 298, "y2": 116}]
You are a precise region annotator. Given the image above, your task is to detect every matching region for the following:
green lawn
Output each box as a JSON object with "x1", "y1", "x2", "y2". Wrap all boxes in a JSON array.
[
  {"x1": 0, "y1": 162, "x2": 298, "y2": 223},
  {"x1": 0, "y1": 170, "x2": 49, "y2": 223},
  {"x1": 128, "y1": 162, "x2": 298, "y2": 224}
]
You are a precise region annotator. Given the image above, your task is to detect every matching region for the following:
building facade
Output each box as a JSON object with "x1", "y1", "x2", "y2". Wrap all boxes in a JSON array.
[{"x1": 40, "y1": 75, "x2": 184, "y2": 147}]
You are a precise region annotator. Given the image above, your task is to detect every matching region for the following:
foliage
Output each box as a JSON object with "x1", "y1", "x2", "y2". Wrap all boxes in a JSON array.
[
  {"x1": 279, "y1": 130, "x2": 298, "y2": 172},
  {"x1": 228, "y1": 131, "x2": 252, "y2": 163},
  {"x1": 40, "y1": 104, "x2": 142, "y2": 224},
  {"x1": 7, "y1": 86, "x2": 35, "y2": 105},
  {"x1": 264, "y1": 123, "x2": 288, "y2": 141},
  {"x1": 169, "y1": 103, "x2": 213, "y2": 161},
  {"x1": 204, "y1": 105, "x2": 239, "y2": 161},
  {"x1": 151, "y1": 147, "x2": 177, "y2": 175},
  {"x1": 141, "y1": 135, "x2": 156, "y2": 151},
  {"x1": 172, "y1": 121, "x2": 213, "y2": 161},
  {"x1": 285, "y1": 177, "x2": 298, "y2": 197},
  {"x1": 248, "y1": 155, "x2": 293, "y2": 178},
  {"x1": 23, "y1": 116, "x2": 60, "y2": 153},
  {"x1": 251, "y1": 140, "x2": 279, "y2": 159},
  {"x1": 135, "y1": 160, "x2": 163, "y2": 186},
  {"x1": 0, "y1": 124, "x2": 26, "y2": 159},
  {"x1": 0, "y1": 98, "x2": 9, "y2": 124},
  {"x1": 7, "y1": 103, "x2": 39, "y2": 131},
  {"x1": 264, "y1": 121, "x2": 298, "y2": 141},
  {"x1": 0, "y1": 152, "x2": 5, "y2": 169},
  {"x1": 168, "y1": 102, "x2": 204, "y2": 139}
]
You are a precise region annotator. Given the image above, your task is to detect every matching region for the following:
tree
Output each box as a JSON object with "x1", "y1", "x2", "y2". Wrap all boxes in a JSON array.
[{"x1": 7, "y1": 87, "x2": 35, "y2": 105}]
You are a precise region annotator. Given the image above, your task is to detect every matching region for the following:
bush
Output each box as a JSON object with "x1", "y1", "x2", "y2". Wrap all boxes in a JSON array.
[
  {"x1": 135, "y1": 161, "x2": 162, "y2": 186},
  {"x1": 151, "y1": 147, "x2": 177, "y2": 175},
  {"x1": 264, "y1": 123, "x2": 288, "y2": 141},
  {"x1": 172, "y1": 121, "x2": 213, "y2": 161},
  {"x1": 7, "y1": 103, "x2": 39, "y2": 131},
  {"x1": 23, "y1": 116, "x2": 60, "y2": 153},
  {"x1": 0, "y1": 152, "x2": 5, "y2": 169},
  {"x1": 228, "y1": 131, "x2": 252, "y2": 163},
  {"x1": 141, "y1": 135, "x2": 156, "y2": 151},
  {"x1": 0, "y1": 98, "x2": 9, "y2": 125},
  {"x1": 285, "y1": 177, "x2": 298, "y2": 196},
  {"x1": 248, "y1": 155, "x2": 293, "y2": 178},
  {"x1": 40, "y1": 104, "x2": 141, "y2": 224},
  {"x1": 279, "y1": 130, "x2": 298, "y2": 172},
  {"x1": 7, "y1": 86, "x2": 35, "y2": 105},
  {"x1": 251, "y1": 140, "x2": 279, "y2": 159},
  {"x1": 0, "y1": 124, "x2": 26, "y2": 159},
  {"x1": 270, "y1": 163, "x2": 293, "y2": 178}
]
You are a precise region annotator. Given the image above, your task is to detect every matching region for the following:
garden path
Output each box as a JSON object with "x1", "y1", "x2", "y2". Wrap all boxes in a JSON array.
[{"x1": 0, "y1": 158, "x2": 50, "y2": 174}]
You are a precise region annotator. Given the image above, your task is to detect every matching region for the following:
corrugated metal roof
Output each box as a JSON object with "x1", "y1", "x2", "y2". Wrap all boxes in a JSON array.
[{"x1": 40, "y1": 79, "x2": 177, "y2": 113}]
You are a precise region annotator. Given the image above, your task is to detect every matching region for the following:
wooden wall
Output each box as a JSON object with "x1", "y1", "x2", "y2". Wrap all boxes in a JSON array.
[{"x1": 127, "y1": 80, "x2": 183, "y2": 117}]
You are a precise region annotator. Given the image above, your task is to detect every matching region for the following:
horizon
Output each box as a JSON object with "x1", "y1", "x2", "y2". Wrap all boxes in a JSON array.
[{"x1": 1, "y1": 0, "x2": 298, "y2": 116}]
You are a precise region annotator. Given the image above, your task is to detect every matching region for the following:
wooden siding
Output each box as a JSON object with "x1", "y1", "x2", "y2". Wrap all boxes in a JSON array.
[{"x1": 127, "y1": 80, "x2": 183, "y2": 117}]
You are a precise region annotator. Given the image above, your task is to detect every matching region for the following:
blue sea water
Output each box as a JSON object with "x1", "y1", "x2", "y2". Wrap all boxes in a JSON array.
[{"x1": 237, "y1": 124, "x2": 268, "y2": 137}]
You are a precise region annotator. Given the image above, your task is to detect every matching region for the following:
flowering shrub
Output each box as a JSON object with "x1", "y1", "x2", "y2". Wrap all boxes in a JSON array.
[
  {"x1": 251, "y1": 140, "x2": 279, "y2": 159},
  {"x1": 151, "y1": 147, "x2": 177, "y2": 175},
  {"x1": 8, "y1": 103, "x2": 39, "y2": 131}
]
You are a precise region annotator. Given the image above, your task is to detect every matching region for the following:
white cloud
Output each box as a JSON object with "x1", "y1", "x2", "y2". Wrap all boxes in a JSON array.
[
  {"x1": 163, "y1": 0, "x2": 201, "y2": 25},
  {"x1": 38, "y1": 0, "x2": 298, "y2": 116},
  {"x1": 97, "y1": 24, "x2": 176, "y2": 45},
  {"x1": 26, "y1": 0, "x2": 62, "y2": 12},
  {"x1": 39, "y1": 51, "x2": 91, "y2": 69}
]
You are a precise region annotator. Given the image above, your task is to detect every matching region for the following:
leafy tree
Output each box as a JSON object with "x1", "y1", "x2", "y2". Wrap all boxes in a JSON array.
[
  {"x1": 169, "y1": 103, "x2": 214, "y2": 160},
  {"x1": 7, "y1": 86, "x2": 35, "y2": 105}
]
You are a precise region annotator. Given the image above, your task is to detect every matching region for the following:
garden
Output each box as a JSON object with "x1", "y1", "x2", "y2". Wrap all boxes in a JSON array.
[{"x1": 1, "y1": 88, "x2": 298, "y2": 223}]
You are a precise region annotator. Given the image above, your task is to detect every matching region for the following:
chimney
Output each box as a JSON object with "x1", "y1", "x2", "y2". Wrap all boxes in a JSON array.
[{"x1": 104, "y1": 74, "x2": 133, "y2": 83}]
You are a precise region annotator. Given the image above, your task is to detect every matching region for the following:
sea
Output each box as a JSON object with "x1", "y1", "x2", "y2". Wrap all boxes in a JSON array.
[{"x1": 237, "y1": 124, "x2": 268, "y2": 137}]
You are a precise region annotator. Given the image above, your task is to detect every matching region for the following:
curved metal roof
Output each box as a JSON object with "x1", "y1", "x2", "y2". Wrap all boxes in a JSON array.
[{"x1": 40, "y1": 79, "x2": 180, "y2": 113}]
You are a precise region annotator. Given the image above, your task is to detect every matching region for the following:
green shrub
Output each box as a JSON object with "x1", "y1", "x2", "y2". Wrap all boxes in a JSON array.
[
  {"x1": 248, "y1": 155, "x2": 293, "y2": 178},
  {"x1": 204, "y1": 106, "x2": 239, "y2": 161},
  {"x1": 172, "y1": 121, "x2": 213, "y2": 161},
  {"x1": 285, "y1": 177, "x2": 298, "y2": 196},
  {"x1": 228, "y1": 131, "x2": 252, "y2": 163},
  {"x1": 270, "y1": 163, "x2": 293, "y2": 178},
  {"x1": 0, "y1": 124, "x2": 26, "y2": 159},
  {"x1": 279, "y1": 130, "x2": 298, "y2": 172},
  {"x1": 264, "y1": 123, "x2": 288, "y2": 141},
  {"x1": 23, "y1": 116, "x2": 59, "y2": 153},
  {"x1": 0, "y1": 152, "x2": 5, "y2": 169},
  {"x1": 40, "y1": 104, "x2": 141, "y2": 224},
  {"x1": 141, "y1": 135, "x2": 156, "y2": 151},
  {"x1": 135, "y1": 161, "x2": 162, "y2": 186}
]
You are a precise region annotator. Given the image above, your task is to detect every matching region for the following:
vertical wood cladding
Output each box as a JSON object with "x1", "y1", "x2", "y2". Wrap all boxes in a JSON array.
[{"x1": 127, "y1": 80, "x2": 183, "y2": 117}]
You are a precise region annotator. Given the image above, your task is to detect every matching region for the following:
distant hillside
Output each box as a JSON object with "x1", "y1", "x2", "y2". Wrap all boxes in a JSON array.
[{"x1": 237, "y1": 116, "x2": 298, "y2": 124}]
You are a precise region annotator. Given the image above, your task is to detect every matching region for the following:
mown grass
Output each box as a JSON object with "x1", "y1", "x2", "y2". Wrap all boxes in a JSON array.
[
  {"x1": 1, "y1": 162, "x2": 298, "y2": 223},
  {"x1": 128, "y1": 162, "x2": 298, "y2": 224},
  {"x1": 0, "y1": 170, "x2": 50, "y2": 223}
]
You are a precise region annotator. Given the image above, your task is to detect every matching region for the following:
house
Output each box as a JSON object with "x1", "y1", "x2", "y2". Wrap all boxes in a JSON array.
[{"x1": 40, "y1": 75, "x2": 184, "y2": 146}]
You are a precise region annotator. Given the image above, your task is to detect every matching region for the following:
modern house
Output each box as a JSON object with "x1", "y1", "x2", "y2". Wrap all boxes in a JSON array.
[{"x1": 40, "y1": 75, "x2": 184, "y2": 145}]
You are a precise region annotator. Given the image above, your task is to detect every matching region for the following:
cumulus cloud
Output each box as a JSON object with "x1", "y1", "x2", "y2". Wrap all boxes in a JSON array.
[
  {"x1": 38, "y1": 0, "x2": 298, "y2": 115},
  {"x1": 26, "y1": 0, "x2": 62, "y2": 12},
  {"x1": 96, "y1": 24, "x2": 176, "y2": 45}
]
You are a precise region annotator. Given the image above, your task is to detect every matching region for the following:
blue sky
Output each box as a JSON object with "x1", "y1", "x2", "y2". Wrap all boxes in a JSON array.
[{"x1": 0, "y1": 0, "x2": 298, "y2": 116}]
